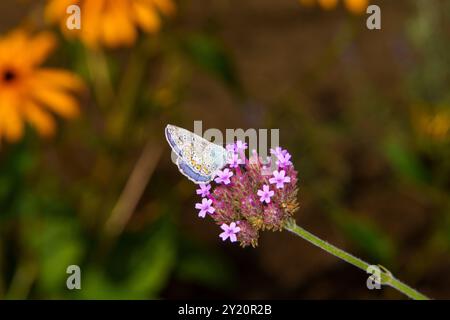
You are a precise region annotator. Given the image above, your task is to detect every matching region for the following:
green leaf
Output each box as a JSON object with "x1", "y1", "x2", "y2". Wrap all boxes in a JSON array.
[
  {"x1": 79, "y1": 218, "x2": 176, "y2": 299},
  {"x1": 176, "y1": 240, "x2": 235, "y2": 290},
  {"x1": 0, "y1": 139, "x2": 35, "y2": 218},
  {"x1": 383, "y1": 136, "x2": 429, "y2": 184},
  {"x1": 125, "y1": 220, "x2": 176, "y2": 297},
  {"x1": 31, "y1": 218, "x2": 84, "y2": 296},
  {"x1": 330, "y1": 209, "x2": 395, "y2": 264},
  {"x1": 181, "y1": 33, "x2": 241, "y2": 94},
  {"x1": 77, "y1": 269, "x2": 124, "y2": 300}
]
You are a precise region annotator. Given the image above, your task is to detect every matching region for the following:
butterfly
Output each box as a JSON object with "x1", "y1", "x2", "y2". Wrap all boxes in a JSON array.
[{"x1": 165, "y1": 124, "x2": 230, "y2": 184}]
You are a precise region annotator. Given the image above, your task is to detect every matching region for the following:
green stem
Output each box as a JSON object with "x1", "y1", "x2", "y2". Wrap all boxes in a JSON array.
[
  {"x1": 284, "y1": 219, "x2": 429, "y2": 300},
  {"x1": 85, "y1": 48, "x2": 114, "y2": 110}
]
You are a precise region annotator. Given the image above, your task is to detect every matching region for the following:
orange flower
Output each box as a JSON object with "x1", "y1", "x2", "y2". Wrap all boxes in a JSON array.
[
  {"x1": 343, "y1": 0, "x2": 369, "y2": 15},
  {"x1": 413, "y1": 108, "x2": 450, "y2": 141},
  {"x1": 0, "y1": 29, "x2": 84, "y2": 142},
  {"x1": 298, "y1": 0, "x2": 369, "y2": 14},
  {"x1": 318, "y1": 0, "x2": 338, "y2": 10},
  {"x1": 45, "y1": 0, "x2": 176, "y2": 48}
]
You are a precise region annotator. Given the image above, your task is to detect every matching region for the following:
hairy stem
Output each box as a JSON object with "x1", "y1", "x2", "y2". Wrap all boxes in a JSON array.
[{"x1": 284, "y1": 219, "x2": 429, "y2": 300}]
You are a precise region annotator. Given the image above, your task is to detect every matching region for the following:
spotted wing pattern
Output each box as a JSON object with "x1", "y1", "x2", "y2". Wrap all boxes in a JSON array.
[{"x1": 165, "y1": 124, "x2": 229, "y2": 184}]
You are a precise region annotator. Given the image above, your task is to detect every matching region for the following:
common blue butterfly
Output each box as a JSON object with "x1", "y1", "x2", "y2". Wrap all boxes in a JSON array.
[{"x1": 165, "y1": 124, "x2": 230, "y2": 184}]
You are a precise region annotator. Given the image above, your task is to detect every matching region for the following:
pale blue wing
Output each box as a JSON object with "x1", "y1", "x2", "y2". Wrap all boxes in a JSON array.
[
  {"x1": 207, "y1": 143, "x2": 229, "y2": 172},
  {"x1": 165, "y1": 124, "x2": 230, "y2": 184},
  {"x1": 165, "y1": 125, "x2": 185, "y2": 158},
  {"x1": 176, "y1": 157, "x2": 214, "y2": 184}
]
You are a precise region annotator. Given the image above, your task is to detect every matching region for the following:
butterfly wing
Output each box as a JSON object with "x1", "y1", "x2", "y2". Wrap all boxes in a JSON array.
[
  {"x1": 165, "y1": 124, "x2": 228, "y2": 184},
  {"x1": 176, "y1": 157, "x2": 213, "y2": 183},
  {"x1": 165, "y1": 124, "x2": 188, "y2": 159}
]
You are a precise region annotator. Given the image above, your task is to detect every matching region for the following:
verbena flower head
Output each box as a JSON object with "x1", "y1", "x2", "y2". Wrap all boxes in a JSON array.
[
  {"x1": 214, "y1": 168, "x2": 233, "y2": 185},
  {"x1": 235, "y1": 141, "x2": 248, "y2": 152},
  {"x1": 269, "y1": 170, "x2": 291, "y2": 189},
  {"x1": 226, "y1": 143, "x2": 236, "y2": 153},
  {"x1": 194, "y1": 142, "x2": 299, "y2": 247},
  {"x1": 257, "y1": 185, "x2": 274, "y2": 204},
  {"x1": 219, "y1": 222, "x2": 241, "y2": 242},
  {"x1": 276, "y1": 152, "x2": 292, "y2": 168},
  {"x1": 227, "y1": 153, "x2": 244, "y2": 168},
  {"x1": 195, "y1": 198, "x2": 215, "y2": 218},
  {"x1": 196, "y1": 184, "x2": 211, "y2": 198}
]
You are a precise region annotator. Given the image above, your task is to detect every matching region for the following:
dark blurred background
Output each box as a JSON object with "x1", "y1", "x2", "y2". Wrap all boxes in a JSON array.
[{"x1": 0, "y1": 0, "x2": 449, "y2": 299}]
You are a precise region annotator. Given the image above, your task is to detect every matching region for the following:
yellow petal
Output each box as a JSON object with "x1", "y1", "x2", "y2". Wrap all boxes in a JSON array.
[
  {"x1": 151, "y1": 0, "x2": 176, "y2": 16},
  {"x1": 45, "y1": 0, "x2": 80, "y2": 22},
  {"x1": 0, "y1": 30, "x2": 28, "y2": 63},
  {"x1": 133, "y1": 0, "x2": 161, "y2": 33},
  {"x1": 344, "y1": 0, "x2": 369, "y2": 15},
  {"x1": 0, "y1": 94, "x2": 13, "y2": 142},
  {"x1": 31, "y1": 84, "x2": 80, "y2": 119},
  {"x1": 1, "y1": 101, "x2": 24, "y2": 142},
  {"x1": 101, "y1": 0, "x2": 137, "y2": 47},
  {"x1": 318, "y1": 0, "x2": 338, "y2": 10},
  {"x1": 24, "y1": 101, "x2": 56, "y2": 137},
  {"x1": 0, "y1": 107, "x2": 5, "y2": 142},
  {"x1": 0, "y1": 90, "x2": 23, "y2": 142},
  {"x1": 35, "y1": 68, "x2": 86, "y2": 92},
  {"x1": 80, "y1": 0, "x2": 105, "y2": 47},
  {"x1": 27, "y1": 32, "x2": 57, "y2": 67}
]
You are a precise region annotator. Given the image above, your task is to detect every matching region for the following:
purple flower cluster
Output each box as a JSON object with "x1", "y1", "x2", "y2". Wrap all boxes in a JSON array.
[{"x1": 194, "y1": 142, "x2": 299, "y2": 247}]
